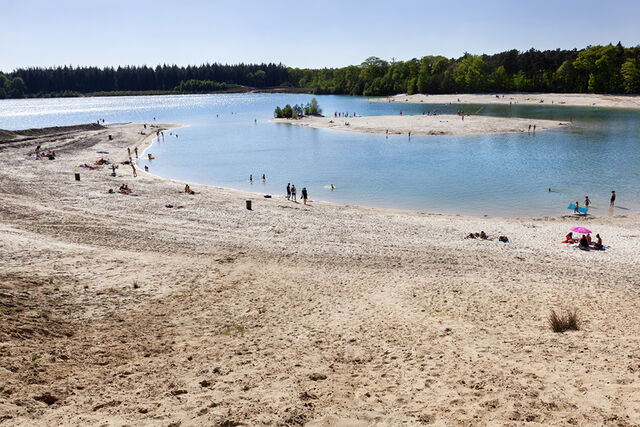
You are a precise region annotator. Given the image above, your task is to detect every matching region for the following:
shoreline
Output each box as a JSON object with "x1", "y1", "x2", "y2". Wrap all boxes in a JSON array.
[
  {"x1": 271, "y1": 114, "x2": 565, "y2": 136},
  {"x1": 2, "y1": 123, "x2": 640, "y2": 425},
  {"x1": 371, "y1": 92, "x2": 640, "y2": 109}
]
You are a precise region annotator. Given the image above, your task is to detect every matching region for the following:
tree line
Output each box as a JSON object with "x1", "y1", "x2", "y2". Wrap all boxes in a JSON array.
[
  {"x1": 1, "y1": 43, "x2": 639, "y2": 99},
  {"x1": 289, "y1": 43, "x2": 640, "y2": 95}
]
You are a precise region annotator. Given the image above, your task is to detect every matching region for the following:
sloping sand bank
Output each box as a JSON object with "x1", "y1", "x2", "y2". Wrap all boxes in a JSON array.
[
  {"x1": 1, "y1": 124, "x2": 640, "y2": 425},
  {"x1": 273, "y1": 114, "x2": 564, "y2": 135},
  {"x1": 373, "y1": 93, "x2": 640, "y2": 109}
]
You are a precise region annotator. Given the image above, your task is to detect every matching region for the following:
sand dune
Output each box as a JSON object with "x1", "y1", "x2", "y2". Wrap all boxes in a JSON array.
[
  {"x1": 1, "y1": 124, "x2": 639, "y2": 425},
  {"x1": 272, "y1": 114, "x2": 564, "y2": 135}
]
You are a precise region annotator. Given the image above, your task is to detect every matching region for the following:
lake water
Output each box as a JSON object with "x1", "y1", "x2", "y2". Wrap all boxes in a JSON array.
[{"x1": 1, "y1": 94, "x2": 639, "y2": 217}]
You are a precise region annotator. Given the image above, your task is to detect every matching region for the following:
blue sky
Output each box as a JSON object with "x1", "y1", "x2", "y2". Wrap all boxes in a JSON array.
[{"x1": 2, "y1": 0, "x2": 638, "y2": 72}]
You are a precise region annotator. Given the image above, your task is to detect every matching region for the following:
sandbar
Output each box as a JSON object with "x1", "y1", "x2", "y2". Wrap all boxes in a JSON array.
[{"x1": 272, "y1": 114, "x2": 565, "y2": 135}]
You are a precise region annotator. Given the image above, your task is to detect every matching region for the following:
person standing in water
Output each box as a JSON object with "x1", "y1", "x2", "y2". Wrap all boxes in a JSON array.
[
  {"x1": 301, "y1": 187, "x2": 308, "y2": 205},
  {"x1": 610, "y1": 190, "x2": 616, "y2": 207},
  {"x1": 585, "y1": 196, "x2": 590, "y2": 208},
  {"x1": 249, "y1": 174, "x2": 253, "y2": 183},
  {"x1": 262, "y1": 174, "x2": 266, "y2": 181},
  {"x1": 134, "y1": 147, "x2": 138, "y2": 158}
]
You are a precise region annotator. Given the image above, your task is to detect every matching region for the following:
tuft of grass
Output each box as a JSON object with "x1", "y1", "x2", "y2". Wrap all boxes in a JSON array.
[
  {"x1": 549, "y1": 308, "x2": 580, "y2": 333},
  {"x1": 216, "y1": 324, "x2": 245, "y2": 336}
]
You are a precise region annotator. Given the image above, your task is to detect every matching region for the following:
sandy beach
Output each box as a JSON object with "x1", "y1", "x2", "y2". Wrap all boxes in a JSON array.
[
  {"x1": 272, "y1": 114, "x2": 564, "y2": 136},
  {"x1": 372, "y1": 93, "x2": 640, "y2": 110},
  {"x1": 2, "y1": 123, "x2": 640, "y2": 425}
]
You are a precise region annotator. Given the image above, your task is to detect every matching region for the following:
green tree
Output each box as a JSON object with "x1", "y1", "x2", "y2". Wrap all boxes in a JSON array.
[
  {"x1": 491, "y1": 65, "x2": 509, "y2": 91},
  {"x1": 621, "y1": 58, "x2": 640, "y2": 94},
  {"x1": 8, "y1": 77, "x2": 26, "y2": 98},
  {"x1": 304, "y1": 97, "x2": 322, "y2": 115},
  {"x1": 274, "y1": 106, "x2": 283, "y2": 118},
  {"x1": 574, "y1": 45, "x2": 623, "y2": 93},
  {"x1": 282, "y1": 104, "x2": 293, "y2": 118}
]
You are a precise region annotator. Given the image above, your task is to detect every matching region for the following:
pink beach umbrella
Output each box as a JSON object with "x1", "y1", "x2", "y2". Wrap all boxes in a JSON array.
[{"x1": 571, "y1": 226, "x2": 592, "y2": 234}]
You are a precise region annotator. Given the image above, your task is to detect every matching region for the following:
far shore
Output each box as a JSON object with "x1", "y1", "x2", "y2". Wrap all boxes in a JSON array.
[
  {"x1": 272, "y1": 114, "x2": 565, "y2": 136},
  {"x1": 372, "y1": 93, "x2": 640, "y2": 109}
]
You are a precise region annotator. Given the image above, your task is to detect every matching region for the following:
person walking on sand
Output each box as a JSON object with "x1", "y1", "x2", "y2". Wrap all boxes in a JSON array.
[
  {"x1": 301, "y1": 187, "x2": 308, "y2": 205},
  {"x1": 286, "y1": 183, "x2": 291, "y2": 200},
  {"x1": 128, "y1": 147, "x2": 131, "y2": 157},
  {"x1": 610, "y1": 190, "x2": 616, "y2": 207},
  {"x1": 132, "y1": 164, "x2": 137, "y2": 177},
  {"x1": 135, "y1": 147, "x2": 138, "y2": 158},
  {"x1": 291, "y1": 184, "x2": 297, "y2": 202}
]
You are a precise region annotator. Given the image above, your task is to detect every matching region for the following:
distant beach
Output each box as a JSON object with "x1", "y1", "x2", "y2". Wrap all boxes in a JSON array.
[{"x1": 373, "y1": 93, "x2": 640, "y2": 109}]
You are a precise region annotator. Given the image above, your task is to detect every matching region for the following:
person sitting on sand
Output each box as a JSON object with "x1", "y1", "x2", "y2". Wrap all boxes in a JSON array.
[
  {"x1": 563, "y1": 232, "x2": 576, "y2": 244},
  {"x1": 586, "y1": 233, "x2": 592, "y2": 245},
  {"x1": 119, "y1": 184, "x2": 131, "y2": 194},
  {"x1": 184, "y1": 184, "x2": 195, "y2": 195},
  {"x1": 479, "y1": 231, "x2": 488, "y2": 240},
  {"x1": 592, "y1": 234, "x2": 603, "y2": 250},
  {"x1": 578, "y1": 234, "x2": 589, "y2": 250}
]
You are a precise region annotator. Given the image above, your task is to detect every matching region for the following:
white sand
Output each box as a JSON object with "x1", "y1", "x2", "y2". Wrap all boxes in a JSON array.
[
  {"x1": 272, "y1": 114, "x2": 564, "y2": 135},
  {"x1": 373, "y1": 93, "x2": 640, "y2": 109},
  {"x1": 1, "y1": 124, "x2": 640, "y2": 425}
]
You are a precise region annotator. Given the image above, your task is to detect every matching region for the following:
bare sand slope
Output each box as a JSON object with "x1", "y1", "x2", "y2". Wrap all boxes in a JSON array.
[
  {"x1": 373, "y1": 93, "x2": 640, "y2": 110},
  {"x1": 1, "y1": 124, "x2": 640, "y2": 425},
  {"x1": 273, "y1": 114, "x2": 564, "y2": 135}
]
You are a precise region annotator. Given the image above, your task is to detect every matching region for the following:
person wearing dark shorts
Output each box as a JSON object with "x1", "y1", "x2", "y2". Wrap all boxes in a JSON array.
[
  {"x1": 610, "y1": 190, "x2": 616, "y2": 207},
  {"x1": 286, "y1": 183, "x2": 291, "y2": 200},
  {"x1": 301, "y1": 187, "x2": 308, "y2": 205}
]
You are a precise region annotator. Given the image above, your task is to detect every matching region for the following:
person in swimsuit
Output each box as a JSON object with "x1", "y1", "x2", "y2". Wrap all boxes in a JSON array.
[
  {"x1": 610, "y1": 190, "x2": 616, "y2": 207},
  {"x1": 574, "y1": 201, "x2": 580, "y2": 213},
  {"x1": 291, "y1": 184, "x2": 297, "y2": 202},
  {"x1": 301, "y1": 187, "x2": 308, "y2": 205},
  {"x1": 286, "y1": 183, "x2": 291, "y2": 200},
  {"x1": 585, "y1": 196, "x2": 590, "y2": 208}
]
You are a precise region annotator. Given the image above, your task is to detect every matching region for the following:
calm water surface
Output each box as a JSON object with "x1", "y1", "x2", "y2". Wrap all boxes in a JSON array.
[{"x1": 1, "y1": 94, "x2": 638, "y2": 217}]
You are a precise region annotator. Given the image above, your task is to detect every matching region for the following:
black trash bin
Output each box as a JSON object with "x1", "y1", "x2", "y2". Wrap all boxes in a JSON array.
[
  {"x1": 75, "y1": 173, "x2": 80, "y2": 181},
  {"x1": 246, "y1": 200, "x2": 252, "y2": 210}
]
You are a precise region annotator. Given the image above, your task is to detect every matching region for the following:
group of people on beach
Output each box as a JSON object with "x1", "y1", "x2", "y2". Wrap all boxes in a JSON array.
[
  {"x1": 334, "y1": 112, "x2": 356, "y2": 118},
  {"x1": 286, "y1": 183, "x2": 308, "y2": 204},
  {"x1": 465, "y1": 231, "x2": 509, "y2": 242},
  {"x1": 564, "y1": 232, "x2": 603, "y2": 250},
  {"x1": 32, "y1": 145, "x2": 56, "y2": 160}
]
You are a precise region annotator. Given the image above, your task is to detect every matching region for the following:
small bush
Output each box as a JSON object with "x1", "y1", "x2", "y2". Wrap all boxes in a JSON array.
[{"x1": 549, "y1": 308, "x2": 580, "y2": 332}]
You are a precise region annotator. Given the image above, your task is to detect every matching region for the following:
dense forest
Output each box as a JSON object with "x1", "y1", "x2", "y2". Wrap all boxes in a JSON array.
[{"x1": 1, "y1": 44, "x2": 639, "y2": 99}]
